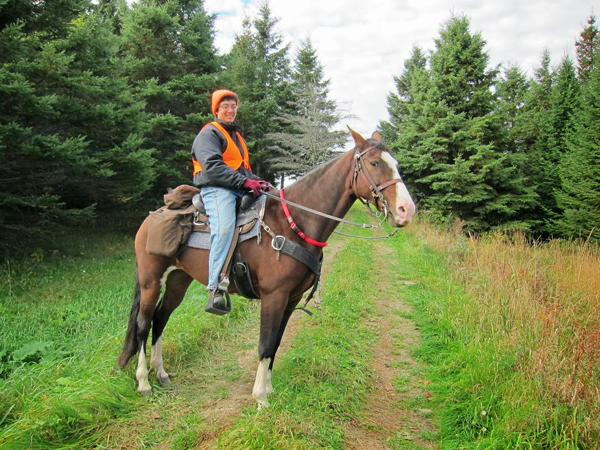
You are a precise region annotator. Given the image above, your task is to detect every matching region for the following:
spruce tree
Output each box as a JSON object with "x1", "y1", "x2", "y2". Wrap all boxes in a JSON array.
[
  {"x1": 534, "y1": 57, "x2": 580, "y2": 235},
  {"x1": 497, "y1": 64, "x2": 530, "y2": 153},
  {"x1": 513, "y1": 51, "x2": 554, "y2": 235},
  {"x1": 381, "y1": 45, "x2": 434, "y2": 202},
  {"x1": 555, "y1": 67, "x2": 600, "y2": 241},
  {"x1": 384, "y1": 15, "x2": 535, "y2": 231},
  {"x1": 221, "y1": 1, "x2": 293, "y2": 179},
  {"x1": 267, "y1": 38, "x2": 346, "y2": 185},
  {"x1": 575, "y1": 14, "x2": 600, "y2": 83},
  {"x1": 118, "y1": 0, "x2": 219, "y2": 194},
  {"x1": 0, "y1": 0, "x2": 153, "y2": 244}
]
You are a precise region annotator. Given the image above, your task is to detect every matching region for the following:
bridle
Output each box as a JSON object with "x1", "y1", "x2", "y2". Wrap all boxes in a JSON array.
[{"x1": 351, "y1": 145, "x2": 404, "y2": 220}]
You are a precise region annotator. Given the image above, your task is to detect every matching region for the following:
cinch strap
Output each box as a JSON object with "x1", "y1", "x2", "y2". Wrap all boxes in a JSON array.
[{"x1": 279, "y1": 189, "x2": 327, "y2": 247}]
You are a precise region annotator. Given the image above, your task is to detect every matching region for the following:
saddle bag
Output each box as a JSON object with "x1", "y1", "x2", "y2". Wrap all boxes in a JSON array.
[
  {"x1": 146, "y1": 185, "x2": 201, "y2": 257},
  {"x1": 146, "y1": 204, "x2": 195, "y2": 257},
  {"x1": 163, "y1": 185, "x2": 200, "y2": 209}
]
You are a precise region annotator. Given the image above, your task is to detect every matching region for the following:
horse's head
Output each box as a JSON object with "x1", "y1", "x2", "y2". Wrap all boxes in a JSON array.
[{"x1": 349, "y1": 128, "x2": 416, "y2": 227}]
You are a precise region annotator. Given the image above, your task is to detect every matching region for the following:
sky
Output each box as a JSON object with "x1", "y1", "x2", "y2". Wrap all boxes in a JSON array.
[{"x1": 204, "y1": 0, "x2": 596, "y2": 138}]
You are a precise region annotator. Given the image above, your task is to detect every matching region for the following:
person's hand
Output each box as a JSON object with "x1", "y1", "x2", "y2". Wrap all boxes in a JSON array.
[
  {"x1": 258, "y1": 179, "x2": 273, "y2": 192},
  {"x1": 243, "y1": 178, "x2": 261, "y2": 197}
]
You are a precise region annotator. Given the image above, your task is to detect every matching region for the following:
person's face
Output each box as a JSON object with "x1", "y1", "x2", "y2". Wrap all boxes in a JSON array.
[{"x1": 217, "y1": 100, "x2": 238, "y2": 123}]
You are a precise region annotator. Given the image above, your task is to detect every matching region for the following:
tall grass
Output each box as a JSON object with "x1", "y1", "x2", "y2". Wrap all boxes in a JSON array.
[{"x1": 401, "y1": 217, "x2": 600, "y2": 448}]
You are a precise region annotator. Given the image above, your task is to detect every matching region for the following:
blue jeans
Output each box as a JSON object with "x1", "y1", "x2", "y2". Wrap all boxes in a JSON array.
[{"x1": 200, "y1": 186, "x2": 245, "y2": 291}]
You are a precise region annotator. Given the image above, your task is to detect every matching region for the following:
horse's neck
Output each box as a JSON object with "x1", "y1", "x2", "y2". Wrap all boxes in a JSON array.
[{"x1": 285, "y1": 150, "x2": 356, "y2": 242}]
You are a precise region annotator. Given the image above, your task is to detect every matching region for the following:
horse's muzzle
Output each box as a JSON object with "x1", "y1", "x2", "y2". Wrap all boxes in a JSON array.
[{"x1": 390, "y1": 198, "x2": 415, "y2": 227}]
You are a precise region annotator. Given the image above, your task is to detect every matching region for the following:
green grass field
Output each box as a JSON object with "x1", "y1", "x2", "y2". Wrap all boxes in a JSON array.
[{"x1": 1, "y1": 209, "x2": 598, "y2": 449}]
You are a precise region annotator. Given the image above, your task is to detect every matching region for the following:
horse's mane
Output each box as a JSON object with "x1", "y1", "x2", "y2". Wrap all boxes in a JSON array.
[
  {"x1": 286, "y1": 139, "x2": 391, "y2": 192},
  {"x1": 286, "y1": 151, "x2": 346, "y2": 191}
]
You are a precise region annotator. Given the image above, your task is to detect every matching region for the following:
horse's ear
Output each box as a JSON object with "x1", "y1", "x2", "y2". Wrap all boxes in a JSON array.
[
  {"x1": 348, "y1": 127, "x2": 368, "y2": 149},
  {"x1": 371, "y1": 131, "x2": 383, "y2": 142}
]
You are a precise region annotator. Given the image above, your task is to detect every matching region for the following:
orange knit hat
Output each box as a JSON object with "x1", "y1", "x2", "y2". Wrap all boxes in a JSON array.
[{"x1": 211, "y1": 89, "x2": 239, "y2": 116}]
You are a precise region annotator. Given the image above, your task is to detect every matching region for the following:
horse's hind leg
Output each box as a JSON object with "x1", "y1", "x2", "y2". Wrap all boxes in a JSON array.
[
  {"x1": 134, "y1": 273, "x2": 164, "y2": 396},
  {"x1": 150, "y1": 269, "x2": 193, "y2": 385}
]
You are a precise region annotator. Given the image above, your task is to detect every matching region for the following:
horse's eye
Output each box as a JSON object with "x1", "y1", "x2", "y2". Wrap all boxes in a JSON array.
[{"x1": 370, "y1": 160, "x2": 379, "y2": 167}]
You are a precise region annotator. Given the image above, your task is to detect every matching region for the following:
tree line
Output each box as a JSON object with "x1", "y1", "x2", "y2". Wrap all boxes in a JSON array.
[
  {"x1": 380, "y1": 14, "x2": 600, "y2": 240},
  {"x1": 1, "y1": 1, "x2": 598, "y2": 248},
  {"x1": 0, "y1": 0, "x2": 342, "y2": 249}
]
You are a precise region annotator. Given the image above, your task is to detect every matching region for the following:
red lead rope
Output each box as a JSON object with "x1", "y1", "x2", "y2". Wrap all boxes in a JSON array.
[{"x1": 279, "y1": 189, "x2": 328, "y2": 247}]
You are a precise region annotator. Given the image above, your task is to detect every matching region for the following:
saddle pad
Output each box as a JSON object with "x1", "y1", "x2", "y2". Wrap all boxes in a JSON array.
[{"x1": 187, "y1": 196, "x2": 265, "y2": 250}]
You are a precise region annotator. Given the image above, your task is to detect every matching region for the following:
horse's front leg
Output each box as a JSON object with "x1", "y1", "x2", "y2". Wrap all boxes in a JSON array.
[
  {"x1": 252, "y1": 291, "x2": 302, "y2": 409},
  {"x1": 253, "y1": 291, "x2": 288, "y2": 409}
]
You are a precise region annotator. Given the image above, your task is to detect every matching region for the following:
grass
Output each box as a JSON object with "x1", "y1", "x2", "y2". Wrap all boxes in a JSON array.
[
  {"x1": 2, "y1": 207, "x2": 598, "y2": 449},
  {"x1": 0, "y1": 230, "x2": 261, "y2": 448},
  {"x1": 396, "y1": 216, "x2": 600, "y2": 449}
]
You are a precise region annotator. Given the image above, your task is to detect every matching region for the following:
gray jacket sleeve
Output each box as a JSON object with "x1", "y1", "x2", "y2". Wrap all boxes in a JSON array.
[{"x1": 192, "y1": 125, "x2": 248, "y2": 189}]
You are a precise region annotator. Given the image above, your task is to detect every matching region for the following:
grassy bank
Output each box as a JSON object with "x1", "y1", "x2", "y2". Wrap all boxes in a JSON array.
[{"x1": 398, "y1": 218, "x2": 600, "y2": 449}]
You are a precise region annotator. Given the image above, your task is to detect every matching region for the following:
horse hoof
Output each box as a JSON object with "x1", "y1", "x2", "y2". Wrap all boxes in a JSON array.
[
  {"x1": 158, "y1": 376, "x2": 171, "y2": 385},
  {"x1": 138, "y1": 388, "x2": 152, "y2": 397},
  {"x1": 256, "y1": 399, "x2": 269, "y2": 411}
]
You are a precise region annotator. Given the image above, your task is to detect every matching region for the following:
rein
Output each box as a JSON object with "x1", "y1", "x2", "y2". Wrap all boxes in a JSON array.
[
  {"x1": 261, "y1": 145, "x2": 405, "y2": 242},
  {"x1": 261, "y1": 190, "x2": 381, "y2": 229}
]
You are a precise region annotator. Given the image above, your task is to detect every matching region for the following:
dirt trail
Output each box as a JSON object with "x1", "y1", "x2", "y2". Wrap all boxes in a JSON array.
[{"x1": 342, "y1": 241, "x2": 439, "y2": 449}]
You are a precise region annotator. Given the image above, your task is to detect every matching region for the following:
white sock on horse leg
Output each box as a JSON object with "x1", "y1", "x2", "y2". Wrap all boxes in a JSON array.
[
  {"x1": 150, "y1": 336, "x2": 170, "y2": 384},
  {"x1": 266, "y1": 369, "x2": 274, "y2": 394},
  {"x1": 136, "y1": 346, "x2": 152, "y2": 394},
  {"x1": 252, "y1": 358, "x2": 271, "y2": 409}
]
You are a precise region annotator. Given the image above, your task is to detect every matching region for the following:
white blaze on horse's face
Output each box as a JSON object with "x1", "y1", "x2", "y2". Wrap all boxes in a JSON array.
[{"x1": 380, "y1": 152, "x2": 416, "y2": 226}]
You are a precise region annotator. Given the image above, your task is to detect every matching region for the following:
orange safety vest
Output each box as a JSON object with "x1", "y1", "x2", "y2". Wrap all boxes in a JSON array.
[{"x1": 192, "y1": 121, "x2": 251, "y2": 176}]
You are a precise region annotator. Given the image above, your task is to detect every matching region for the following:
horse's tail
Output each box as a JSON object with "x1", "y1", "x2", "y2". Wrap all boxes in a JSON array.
[{"x1": 117, "y1": 269, "x2": 142, "y2": 369}]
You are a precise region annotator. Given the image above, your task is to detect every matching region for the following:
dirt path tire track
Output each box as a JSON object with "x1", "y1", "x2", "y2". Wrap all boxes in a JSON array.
[{"x1": 343, "y1": 239, "x2": 439, "y2": 450}]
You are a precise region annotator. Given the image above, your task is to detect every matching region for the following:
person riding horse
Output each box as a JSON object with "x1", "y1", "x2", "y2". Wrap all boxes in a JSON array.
[{"x1": 191, "y1": 89, "x2": 269, "y2": 313}]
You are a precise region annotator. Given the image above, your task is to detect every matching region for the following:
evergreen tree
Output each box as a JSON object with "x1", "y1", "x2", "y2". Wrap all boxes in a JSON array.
[
  {"x1": 534, "y1": 57, "x2": 580, "y2": 235},
  {"x1": 118, "y1": 0, "x2": 219, "y2": 194},
  {"x1": 267, "y1": 38, "x2": 346, "y2": 185},
  {"x1": 380, "y1": 45, "x2": 434, "y2": 203},
  {"x1": 497, "y1": 64, "x2": 530, "y2": 152},
  {"x1": 555, "y1": 67, "x2": 600, "y2": 241},
  {"x1": 384, "y1": 15, "x2": 535, "y2": 231},
  {"x1": 575, "y1": 14, "x2": 600, "y2": 83},
  {"x1": 511, "y1": 51, "x2": 554, "y2": 234},
  {"x1": 0, "y1": 0, "x2": 153, "y2": 244},
  {"x1": 221, "y1": 1, "x2": 293, "y2": 179}
]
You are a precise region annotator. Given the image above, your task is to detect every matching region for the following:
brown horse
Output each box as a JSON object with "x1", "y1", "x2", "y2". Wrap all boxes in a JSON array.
[{"x1": 117, "y1": 129, "x2": 415, "y2": 408}]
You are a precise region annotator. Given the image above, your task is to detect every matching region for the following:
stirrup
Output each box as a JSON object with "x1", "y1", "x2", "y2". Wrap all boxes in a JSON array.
[{"x1": 205, "y1": 289, "x2": 232, "y2": 315}]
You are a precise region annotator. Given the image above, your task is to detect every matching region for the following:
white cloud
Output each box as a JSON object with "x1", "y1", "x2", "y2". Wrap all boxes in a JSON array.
[{"x1": 205, "y1": 0, "x2": 595, "y2": 137}]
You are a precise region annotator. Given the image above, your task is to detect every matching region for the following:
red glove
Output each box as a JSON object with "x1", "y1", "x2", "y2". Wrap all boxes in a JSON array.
[{"x1": 243, "y1": 178, "x2": 261, "y2": 197}]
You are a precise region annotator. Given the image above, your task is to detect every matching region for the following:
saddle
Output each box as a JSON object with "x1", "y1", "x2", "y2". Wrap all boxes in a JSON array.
[{"x1": 190, "y1": 191, "x2": 261, "y2": 236}]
